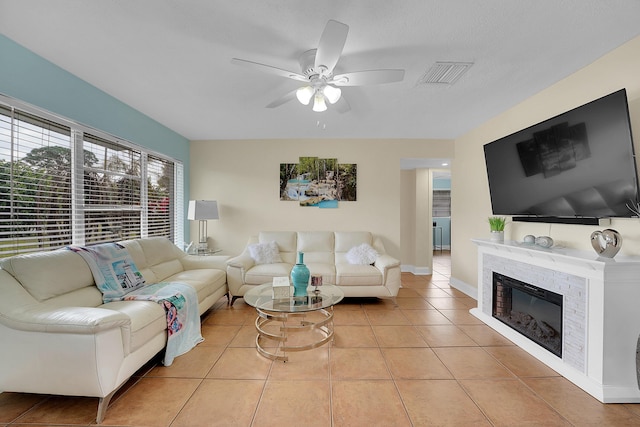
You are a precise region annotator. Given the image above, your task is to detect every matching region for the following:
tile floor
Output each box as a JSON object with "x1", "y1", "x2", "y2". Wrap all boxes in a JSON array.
[{"x1": 2, "y1": 252, "x2": 640, "y2": 426}]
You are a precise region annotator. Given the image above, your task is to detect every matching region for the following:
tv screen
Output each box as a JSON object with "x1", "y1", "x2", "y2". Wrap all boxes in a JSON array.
[{"x1": 484, "y1": 89, "x2": 638, "y2": 222}]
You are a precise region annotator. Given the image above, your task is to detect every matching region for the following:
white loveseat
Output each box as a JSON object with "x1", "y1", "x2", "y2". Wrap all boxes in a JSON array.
[
  {"x1": 226, "y1": 231, "x2": 401, "y2": 305},
  {"x1": 0, "y1": 237, "x2": 228, "y2": 423}
]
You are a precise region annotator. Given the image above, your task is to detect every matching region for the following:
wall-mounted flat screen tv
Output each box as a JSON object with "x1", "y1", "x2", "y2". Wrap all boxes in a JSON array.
[{"x1": 484, "y1": 89, "x2": 638, "y2": 224}]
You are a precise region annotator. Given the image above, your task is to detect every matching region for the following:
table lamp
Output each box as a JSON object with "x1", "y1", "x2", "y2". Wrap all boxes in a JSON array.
[{"x1": 187, "y1": 200, "x2": 219, "y2": 253}]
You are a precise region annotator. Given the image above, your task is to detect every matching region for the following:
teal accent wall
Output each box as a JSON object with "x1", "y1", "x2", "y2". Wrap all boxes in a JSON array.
[
  {"x1": 0, "y1": 34, "x2": 190, "y2": 225},
  {"x1": 433, "y1": 177, "x2": 451, "y2": 190}
]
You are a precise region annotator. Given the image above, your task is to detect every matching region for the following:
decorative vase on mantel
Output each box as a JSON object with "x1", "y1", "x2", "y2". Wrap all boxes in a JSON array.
[
  {"x1": 490, "y1": 230, "x2": 504, "y2": 243},
  {"x1": 291, "y1": 252, "x2": 310, "y2": 296}
]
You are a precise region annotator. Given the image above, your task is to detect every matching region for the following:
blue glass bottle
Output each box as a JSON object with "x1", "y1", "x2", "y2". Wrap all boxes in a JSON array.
[{"x1": 291, "y1": 251, "x2": 310, "y2": 297}]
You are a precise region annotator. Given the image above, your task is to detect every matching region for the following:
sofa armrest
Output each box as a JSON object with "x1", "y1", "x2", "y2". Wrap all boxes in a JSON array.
[
  {"x1": 374, "y1": 254, "x2": 401, "y2": 271},
  {"x1": 179, "y1": 254, "x2": 230, "y2": 271},
  {"x1": 226, "y1": 254, "x2": 255, "y2": 296},
  {"x1": 226, "y1": 254, "x2": 255, "y2": 271},
  {"x1": 0, "y1": 306, "x2": 130, "y2": 334}
]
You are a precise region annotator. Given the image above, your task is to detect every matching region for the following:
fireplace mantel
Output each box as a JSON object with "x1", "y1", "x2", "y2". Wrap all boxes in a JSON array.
[{"x1": 472, "y1": 238, "x2": 640, "y2": 403}]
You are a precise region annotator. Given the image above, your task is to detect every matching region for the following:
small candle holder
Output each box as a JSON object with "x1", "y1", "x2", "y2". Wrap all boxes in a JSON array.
[{"x1": 311, "y1": 274, "x2": 323, "y2": 293}]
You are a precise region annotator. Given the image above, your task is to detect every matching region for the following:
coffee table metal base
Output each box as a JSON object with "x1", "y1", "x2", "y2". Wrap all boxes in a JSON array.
[{"x1": 254, "y1": 307, "x2": 335, "y2": 362}]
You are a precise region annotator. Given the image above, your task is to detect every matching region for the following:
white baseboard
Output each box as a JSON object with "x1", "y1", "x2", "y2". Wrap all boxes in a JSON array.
[
  {"x1": 449, "y1": 276, "x2": 478, "y2": 299},
  {"x1": 400, "y1": 265, "x2": 432, "y2": 275}
]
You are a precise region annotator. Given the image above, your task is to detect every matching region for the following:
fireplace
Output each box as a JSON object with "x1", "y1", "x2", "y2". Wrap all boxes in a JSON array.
[{"x1": 492, "y1": 272, "x2": 563, "y2": 357}]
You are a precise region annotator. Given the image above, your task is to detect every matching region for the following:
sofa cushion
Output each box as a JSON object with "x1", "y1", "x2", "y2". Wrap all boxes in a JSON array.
[
  {"x1": 0, "y1": 250, "x2": 95, "y2": 302},
  {"x1": 336, "y1": 264, "x2": 383, "y2": 286},
  {"x1": 164, "y1": 269, "x2": 227, "y2": 304},
  {"x1": 100, "y1": 300, "x2": 166, "y2": 353},
  {"x1": 244, "y1": 263, "x2": 292, "y2": 285},
  {"x1": 297, "y1": 231, "x2": 335, "y2": 264},
  {"x1": 305, "y1": 263, "x2": 336, "y2": 285},
  {"x1": 259, "y1": 232, "x2": 297, "y2": 264},
  {"x1": 135, "y1": 237, "x2": 185, "y2": 281},
  {"x1": 118, "y1": 239, "x2": 158, "y2": 284},
  {"x1": 248, "y1": 241, "x2": 283, "y2": 264}
]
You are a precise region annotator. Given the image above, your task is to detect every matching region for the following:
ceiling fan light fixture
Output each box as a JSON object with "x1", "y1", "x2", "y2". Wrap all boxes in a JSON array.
[
  {"x1": 296, "y1": 86, "x2": 314, "y2": 105},
  {"x1": 322, "y1": 85, "x2": 341, "y2": 104},
  {"x1": 312, "y1": 93, "x2": 327, "y2": 112}
]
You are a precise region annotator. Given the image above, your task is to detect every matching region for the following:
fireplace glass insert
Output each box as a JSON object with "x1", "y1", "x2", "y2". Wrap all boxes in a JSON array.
[{"x1": 492, "y1": 272, "x2": 563, "y2": 357}]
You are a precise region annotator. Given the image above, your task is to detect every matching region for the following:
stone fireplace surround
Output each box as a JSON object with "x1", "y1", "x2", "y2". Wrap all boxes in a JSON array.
[{"x1": 472, "y1": 239, "x2": 640, "y2": 403}]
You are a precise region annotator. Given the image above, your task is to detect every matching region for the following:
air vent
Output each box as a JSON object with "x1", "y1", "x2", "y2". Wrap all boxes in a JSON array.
[{"x1": 416, "y1": 62, "x2": 473, "y2": 86}]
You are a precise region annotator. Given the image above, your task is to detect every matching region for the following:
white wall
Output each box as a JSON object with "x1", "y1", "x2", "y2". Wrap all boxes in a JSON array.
[
  {"x1": 189, "y1": 138, "x2": 452, "y2": 258},
  {"x1": 451, "y1": 35, "x2": 640, "y2": 292}
]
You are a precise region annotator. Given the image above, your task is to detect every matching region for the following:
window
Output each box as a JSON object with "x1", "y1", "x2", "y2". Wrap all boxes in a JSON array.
[
  {"x1": 433, "y1": 190, "x2": 451, "y2": 217},
  {"x1": 0, "y1": 98, "x2": 183, "y2": 256}
]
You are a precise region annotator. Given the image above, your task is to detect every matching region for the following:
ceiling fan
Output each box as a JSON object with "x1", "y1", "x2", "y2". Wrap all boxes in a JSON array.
[{"x1": 231, "y1": 19, "x2": 405, "y2": 113}]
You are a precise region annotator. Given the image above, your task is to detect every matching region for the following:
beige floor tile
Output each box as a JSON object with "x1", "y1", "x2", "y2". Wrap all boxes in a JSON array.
[
  {"x1": 0, "y1": 393, "x2": 47, "y2": 423},
  {"x1": 207, "y1": 347, "x2": 272, "y2": 379},
  {"x1": 364, "y1": 308, "x2": 410, "y2": 325},
  {"x1": 401, "y1": 309, "x2": 453, "y2": 325},
  {"x1": 415, "y1": 324, "x2": 478, "y2": 347},
  {"x1": 396, "y1": 379, "x2": 492, "y2": 426},
  {"x1": 625, "y1": 403, "x2": 640, "y2": 417},
  {"x1": 381, "y1": 348, "x2": 453, "y2": 379},
  {"x1": 13, "y1": 395, "x2": 97, "y2": 425},
  {"x1": 461, "y1": 379, "x2": 571, "y2": 426},
  {"x1": 253, "y1": 380, "x2": 331, "y2": 427},
  {"x1": 439, "y1": 309, "x2": 486, "y2": 325},
  {"x1": 396, "y1": 287, "x2": 422, "y2": 297},
  {"x1": 426, "y1": 297, "x2": 472, "y2": 310},
  {"x1": 147, "y1": 345, "x2": 224, "y2": 378},
  {"x1": 433, "y1": 347, "x2": 515, "y2": 379},
  {"x1": 202, "y1": 307, "x2": 254, "y2": 326},
  {"x1": 228, "y1": 324, "x2": 261, "y2": 347},
  {"x1": 268, "y1": 347, "x2": 329, "y2": 380},
  {"x1": 333, "y1": 309, "x2": 370, "y2": 325},
  {"x1": 333, "y1": 325, "x2": 379, "y2": 347},
  {"x1": 359, "y1": 298, "x2": 399, "y2": 310},
  {"x1": 332, "y1": 380, "x2": 412, "y2": 426},
  {"x1": 394, "y1": 297, "x2": 434, "y2": 310},
  {"x1": 199, "y1": 324, "x2": 242, "y2": 346},
  {"x1": 372, "y1": 325, "x2": 428, "y2": 347},
  {"x1": 330, "y1": 348, "x2": 391, "y2": 380},
  {"x1": 524, "y1": 377, "x2": 640, "y2": 425},
  {"x1": 100, "y1": 377, "x2": 201, "y2": 426},
  {"x1": 484, "y1": 346, "x2": 560, "y2": 378},
  {"x1": 172, "y1": 379, "x2": 264, "y2": 427},
  {"x1": 457, "y1": 324, "x2": 515, "y2": 347},
  {"x1": 415, "y1": 287, "x2": 453, "y2": 298}
]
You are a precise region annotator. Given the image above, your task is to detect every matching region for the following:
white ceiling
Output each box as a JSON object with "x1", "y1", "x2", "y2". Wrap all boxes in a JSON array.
[{"x1": 1, "y1": 1, "x2": 640, "y2": 142}]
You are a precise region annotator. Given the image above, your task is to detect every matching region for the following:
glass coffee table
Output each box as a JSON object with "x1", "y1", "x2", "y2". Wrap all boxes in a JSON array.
[{"x1": 243, "y1": 283, "x2": 344, "y2": 362}]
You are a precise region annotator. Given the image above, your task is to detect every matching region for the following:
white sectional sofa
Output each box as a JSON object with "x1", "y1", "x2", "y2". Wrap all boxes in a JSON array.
[
  {"x1": 0, "y1": 237, "x2": 228, "y2": 423},
  {"x1": 226, "y1": 231, "x2": 401, "y2": 305}
]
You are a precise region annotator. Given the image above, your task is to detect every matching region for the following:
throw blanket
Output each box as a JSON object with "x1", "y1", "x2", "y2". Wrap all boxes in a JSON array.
[
  {"x1": 68, "y1": 243, "x2": 204, "y2": 366},
  {"x1": 122, "y1": 282, "x2": 204, "y2": 366}
]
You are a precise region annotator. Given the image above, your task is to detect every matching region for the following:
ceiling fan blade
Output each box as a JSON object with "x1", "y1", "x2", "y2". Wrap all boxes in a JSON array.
[
  {"x1": 231, "y1": 58, "x2": 307, "y2": 82},
  {"x1": 314, "y1": 20, "x2": 349, "y2": 72},
  {"x1": 332, "y1": 69, "x2": 405, "y2": 86},
  {"x1": 333, "y1": 96, "x2": 351, "y2": 114},
  {"x1": 266, "y1": 90, "x2": 297, "y2": 108}
]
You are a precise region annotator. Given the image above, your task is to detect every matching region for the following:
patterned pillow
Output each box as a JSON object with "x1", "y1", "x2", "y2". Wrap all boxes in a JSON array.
[
  {"x1": 248, "y1": 241, "x2": 283, "y2": 265},
  {"x1": 346, "y1": 243, "x2": 378, "y2": 265}
]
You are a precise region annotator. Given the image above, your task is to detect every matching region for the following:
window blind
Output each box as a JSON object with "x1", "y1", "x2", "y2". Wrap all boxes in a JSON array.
[
  {"x1": 0, "y1": 106, "x2": 73, "y2": 255},
  {"x1": 0, "y1": 97, "x2": 183, "y2": 256}
]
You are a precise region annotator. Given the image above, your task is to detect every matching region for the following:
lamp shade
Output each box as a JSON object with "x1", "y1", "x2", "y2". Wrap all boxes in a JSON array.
[
  {"x1": 296, "y1": 86, "x2": 315, "y2": 105},
  {"x1": 312, "y1": 93, "x2": 327, "y2": 112},
  {"x1": 322, "y1": 85, "x2": 341, "y2": 104},
  {"x1": 187, "y1": 200, "x2": 219, "y2": 220}
]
